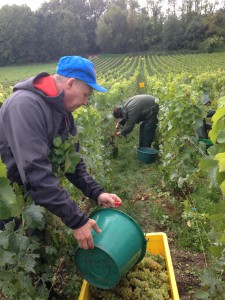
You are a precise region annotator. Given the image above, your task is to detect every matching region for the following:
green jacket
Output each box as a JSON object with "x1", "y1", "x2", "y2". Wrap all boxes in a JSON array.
[{"x1": 119, "y1": 95, "x2": 158, "y2": 136}]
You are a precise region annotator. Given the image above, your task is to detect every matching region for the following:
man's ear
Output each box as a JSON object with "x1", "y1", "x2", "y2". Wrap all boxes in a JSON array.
[{"x1": 66, "y1": 78, "x2": 76, "y2": 89}]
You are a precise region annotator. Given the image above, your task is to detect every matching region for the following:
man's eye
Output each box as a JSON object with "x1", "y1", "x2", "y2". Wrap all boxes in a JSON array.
[{"x1": 84, "y1": 93, "x2": 91, "y2": 99}]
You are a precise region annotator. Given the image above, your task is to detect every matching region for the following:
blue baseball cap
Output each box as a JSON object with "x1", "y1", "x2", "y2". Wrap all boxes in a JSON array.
[{"x1": 56, "y1": 56, "x2": 107, "y2": 93}]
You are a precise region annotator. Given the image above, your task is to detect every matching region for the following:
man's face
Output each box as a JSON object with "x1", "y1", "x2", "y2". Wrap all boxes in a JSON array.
[{"x1": 63, "y1": 79, "x2": 93, "y2": 112}]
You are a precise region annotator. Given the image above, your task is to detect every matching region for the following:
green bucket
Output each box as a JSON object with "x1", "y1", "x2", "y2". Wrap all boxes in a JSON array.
[
  {"x1": 137, "y1": 147, "x2": 158, "y2": 164},
  {"x1": 75, "y1": 208, "x2": 147, "y2": 289},
  {"x1": 198, "y1": 138, "x2": 213, "y2": 148}
]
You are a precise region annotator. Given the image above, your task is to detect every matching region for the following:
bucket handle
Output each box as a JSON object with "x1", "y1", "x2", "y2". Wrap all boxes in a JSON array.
[{"x1": 89, "y1": 203, "x2": 148, "y2": 236}]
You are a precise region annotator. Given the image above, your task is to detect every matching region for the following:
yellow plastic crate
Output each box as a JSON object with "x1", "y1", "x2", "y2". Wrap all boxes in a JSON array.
[
  {"x1": 78, "y1": 232, "x2": 180, "y2": 300},
  {"x1": 138, "y1": 82, "x2": 145, "y2": 88}
]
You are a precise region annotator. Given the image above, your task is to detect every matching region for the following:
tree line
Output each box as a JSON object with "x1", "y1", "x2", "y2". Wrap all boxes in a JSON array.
[{"x1": 0, "y1": 0, "x2": 225, "y2": 65}]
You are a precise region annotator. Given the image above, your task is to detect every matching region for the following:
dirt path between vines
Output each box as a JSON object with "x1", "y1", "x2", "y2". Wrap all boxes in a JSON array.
[
  {"x1": 131, "y1": 191, "x2": 207, "y2": 299},
  {"x1": 169, "y1": 235, "x2": 206, "y2": 299}
]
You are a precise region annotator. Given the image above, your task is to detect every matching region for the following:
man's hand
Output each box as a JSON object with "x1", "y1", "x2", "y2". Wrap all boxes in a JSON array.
[
  {"x1": 72, "y1": 219, "x2": 101, "y2": 249},
  {"x1": 116, "y1": 131, "x2": 122, "y2": 137},
  {"x1": 115, "y1": 123, "x2": 120, "y2": 130},
  {"x1": 98, "y1": 193, "x2": 122, "y2": 208}
]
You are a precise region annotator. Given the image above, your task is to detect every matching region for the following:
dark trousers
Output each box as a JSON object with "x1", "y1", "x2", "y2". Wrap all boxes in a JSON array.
[
  {"x1": 139, "y1": 106, "x2": 158, "y2": 147},
  {"x1": 197, "y1": 119, "x2": 213, "y2": 139}
]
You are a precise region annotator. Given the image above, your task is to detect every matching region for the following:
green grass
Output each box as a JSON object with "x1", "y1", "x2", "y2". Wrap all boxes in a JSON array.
[
  {"x1": 105, "y1": 128, "x2": 220, "y2": 253},
  {"x1": 0, "y1": 62, "x2": 57, "y2": 86},
  {"x1": 107, "y1": 131, "x2": 173, "y2": 228}
]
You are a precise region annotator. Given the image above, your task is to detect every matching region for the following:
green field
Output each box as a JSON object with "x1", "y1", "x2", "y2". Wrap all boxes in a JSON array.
[
  {"x1": 1, "y1": 52, "x2": 225, "y2": 87},
  {"x1": 0, "y1": 62, "x2": 57, "y2": 86},
  {"x1": 1, "y1": 52, "x2": 225, "y2": 299}
]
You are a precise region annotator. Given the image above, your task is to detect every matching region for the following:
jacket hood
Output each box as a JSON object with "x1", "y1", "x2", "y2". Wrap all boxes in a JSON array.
[{"x1": 13, "y1": 72, "x2": 67, "y2": 115}]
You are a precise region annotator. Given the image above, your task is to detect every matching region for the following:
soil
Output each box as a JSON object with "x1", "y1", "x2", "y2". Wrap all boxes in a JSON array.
[
  {"x1": 131, "y1": 191, "x2": 207, "y2": 300},
  {"x1": 169, "y1": 235, "x2": 206, "y2": 299}
]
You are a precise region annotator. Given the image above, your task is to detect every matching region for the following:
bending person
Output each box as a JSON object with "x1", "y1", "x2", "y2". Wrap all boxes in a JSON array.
[{"x1": 113, "y1": 95, "x2": 159, "y2": 147}]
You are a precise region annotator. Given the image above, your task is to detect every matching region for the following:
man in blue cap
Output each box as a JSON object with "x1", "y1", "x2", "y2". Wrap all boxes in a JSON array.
[{"x1": 0, "y1": 56, "x2": 122, "y2": 250}]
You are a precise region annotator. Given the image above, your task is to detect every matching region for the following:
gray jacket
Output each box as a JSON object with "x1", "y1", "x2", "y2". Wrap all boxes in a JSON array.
[
  {"x1": 0, "y1": 72, "x2": 104, "y2": 229},
  {"x1": 119, "y1": 95, "x2": 158, "y2": 136}
]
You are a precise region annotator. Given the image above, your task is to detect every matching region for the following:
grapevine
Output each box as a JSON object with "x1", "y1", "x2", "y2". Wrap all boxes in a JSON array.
[
  {"x1": 90, "y1": 252, "x2": 172, "y2": 300},
  {"x1": 1, "y1": 53, "x2": 225, "y2": 298}
]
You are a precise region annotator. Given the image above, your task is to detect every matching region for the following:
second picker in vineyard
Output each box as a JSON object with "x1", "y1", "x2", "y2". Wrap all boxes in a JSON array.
[{"x1": 113, "y1": 95, "x2": 159, "y2": 148}]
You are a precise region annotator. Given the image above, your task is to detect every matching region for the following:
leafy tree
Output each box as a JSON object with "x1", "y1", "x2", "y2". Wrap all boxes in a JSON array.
[
  {"x1": 39, "y1": 0, "x2": 61, "y2": 13},
  {"x1": 112, "y1": 0, "x2": 128, "y2": 10},
  {"x1": 84, "y1": 0, "x2": 110, "y2": 53},
  {"x1": 96, "y1": 4, "x2": 128, "y2": 53},
  {"x1": 32, "y1": 12, "x2": 51, "y2": 62},
  {"x1": 180, "y1": 0, "x2": 194, "y2": 16},
  {"x1": 60, "y1": 0, "x2": 90, "y2": 22},
  {"x1": 163, "y1": 15, "x2": 185, "y2": 50},
  {"x1": 126, "y1": 0, "x2": 140, "y2": 51},
  {"x1": 136, "y1": 11, "x2": 153, "y2": 51},
  {"x1": 146, "y1": 0, "x2": 164, "y2": 45},
  {"x1": 128, "y1": 0, "x2": 140, "y2": 11},
  {"x1": 1, "y1": 0, "x2": 225, "y2": 61},
  {"x1": 0, "y1": 5, "x2": 36, "y2": 65},
  {"x1": 39, "y1": 0, "x2": 108, "y2": 54},
  {"x1": 39, "y1": 9, "x2": 88, "y2": 60},
  {"x1": 202, "y1": 0, "x2": 220, "y2": 15},
  {"x1": 95, "y1": 19, "x2": 113, "y2": 53},
  {"x1": 166, "y1": 0, "x2": 179, "y2": 16},
  {"x1": 200, "y1": 35, "x2": 225, "y2": 52},
  {"x1": 184, "y1": 16, "x2": 207, "y2": 49},
  {"x1": 205, "y1": 9, "x2": 225, "y2": 38}
]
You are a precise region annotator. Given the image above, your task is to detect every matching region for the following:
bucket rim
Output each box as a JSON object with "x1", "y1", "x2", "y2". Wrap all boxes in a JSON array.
[
  {"x1": 137, "y1": 147, "x2": 158, "y2": 155},
  {"x1": 198, "y1": 138, "x2": 213, "y2": 145},
  {"x1": 89, "y1": 208, "x2": 147, "y2": 263}
]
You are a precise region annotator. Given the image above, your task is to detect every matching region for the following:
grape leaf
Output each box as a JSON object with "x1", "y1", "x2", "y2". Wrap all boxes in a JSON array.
[
  {"x1": 0, "y1": 159, "x2": 7, "y2": 178},
  {"x1": 0, "y1": 249, "x2": 15, "y2": 266},
  {"x1": 24, "y1": 203, "x2": 46, "y2": 230},
  {"x1": 0, "y1": 178, "x2": 24, "y2": 219}
]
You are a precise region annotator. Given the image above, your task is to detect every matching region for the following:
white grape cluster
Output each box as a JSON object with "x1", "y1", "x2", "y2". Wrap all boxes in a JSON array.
[{"x1": 90, "y1": 252, "x2": 172, "y2": 300}]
